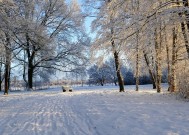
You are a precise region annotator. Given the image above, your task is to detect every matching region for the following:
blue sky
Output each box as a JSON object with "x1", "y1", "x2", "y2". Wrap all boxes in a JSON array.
[
  {"x1": 78, "y1": 0, "x2": 96, "y2": 40},
  {"x1": 84, "y1": 17, "x2": 96, "y2": 40},
  {"x1": 65, "y1": 0, "x2": 96, "y2": 39}
]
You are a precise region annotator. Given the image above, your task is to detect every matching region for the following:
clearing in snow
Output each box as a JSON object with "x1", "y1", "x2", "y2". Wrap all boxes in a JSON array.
[{"x1": 0, "y1": 85, "x2": 189, "y2": 135}]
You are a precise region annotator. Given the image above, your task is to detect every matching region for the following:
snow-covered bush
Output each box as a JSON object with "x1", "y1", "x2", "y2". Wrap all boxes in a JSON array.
[{"x1": 177, "y1": 60, "x2": 189, "y2": 99}]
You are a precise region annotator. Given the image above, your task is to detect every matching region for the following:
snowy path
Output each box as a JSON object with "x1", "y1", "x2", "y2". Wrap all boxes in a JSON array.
[{"x1": 0, "y1": 86, "x2": 189, "y2": 135}]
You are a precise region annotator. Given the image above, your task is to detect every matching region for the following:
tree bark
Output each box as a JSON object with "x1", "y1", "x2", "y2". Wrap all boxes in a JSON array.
[
  {"x1": 28, "y1": 62, "x2": 34, "y2": 90},
  {"x1": 4, "y1": 34, "x2": 11, "y2": 95},
  {"x1": 8, "y1": 62, "x2": 11, "y2": 90},
  {"x1": 135, "y1": 0, "x2": 140, "y2": 92},
  {"x1": 26, "y1": 33, "x2": 35, "y2": 90},
  {"x1": 113, "y1": 50, "x2": 124, "y2": 92},
  {"x1": 165, "y1": 30, "x2": 171, "y2": 91},
  {"x1": 182, "y1": 0, "x2": 189, "y2": 56},
  {"x1": 182, "y1": 0, "x2": 189, "y2": 31},
  {"x1": 4, "y1": 61, "x2": 9, "y2": 95},
  {"x1": 170, "y1": 27, "x2": 177, "y2": 92},
  {"x1": 0, "y1": 58, "x2": 3, "y2": 92},
  {"x1": 143, "y1": 51, "x2": 156, "y2": 89},
  {"x1": 23, "y1": 50, "x2": 28, "y2": 88},
  {"x1": 108, "y1": 0, "x2": 124, "y2": 92},
  {"x1": 180, "y1": 22, "x2": 189, "y2": 58},
  {"x1": 175, "y1": 0, "x2": 189, "y2": 58},
  {"x1": 154, "y1": 28, "x2": 162, "y2": 93},
  {"x1": 135, "y1": 31, "x2": 139, "y2": 91},
  {"x1": 111, "y1": 29, "x2": 124, "y2": 92}
]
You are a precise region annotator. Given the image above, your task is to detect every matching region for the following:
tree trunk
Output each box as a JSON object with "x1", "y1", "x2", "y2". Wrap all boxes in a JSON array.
[
  {"x1": 170, "y1": 27, "x2": 177, "y2": 92},
  {"x1": 181, "y1": 22, "x2": 189, "y2": 58},
  {"x1": 182, "y1": 0, "x2": 189, "y2": 56},
  {"x1": 134, "y1": 0, "x2": 140, "y2": 92},
  {"x1": 0, "y1": 77, "x2": 1, "y2": 92},
  {"x1": 165, "y1": 31, "x2": 171, "y2": 91},
  {"x1": 114, "y1": 79, "x2": 117, "y2": 86},
  {"x1": 182, "y1": 0, "x2": 189, "y2": 32},
  {"x1": 4, "y1": 61, "x2": 9, "y2": 95},
  {"x1": 4, "y1": 51, "x2": 10, "y2": 95},
  {"x1": 100, "y1": 81, "x2": 104, "y2": 86},
  {"x1": 135, "y1": 32, "x2": 139, "y2": 91},
  {"x1": 8, "y1": 62, "x2": 11, "y2": 90},
  {"x1": 113, "y1": 50, "x2": 124, "y2": 92},
  {"x1": 143, "y1": 51, "x2": 156, "y2": 89},
  {"x1": 0, "y1": 58, "x2": 2, "y2": 92},
  {"x1": 175, "y1": 0, "x2": 189, "y2": 58},
  {"x1": 154, "y1": 28, "x2": 162, "y2": 93},
  {"x1": 28, "y1": 62, "x2": 34, "y2": 90},
  {"x1": 26, "y1": 33, "x2": 35, "y2": 90},
  {"x1": 23, "y1": 50, "x2": 28, "y2": 88},
  {"x1": 110, "y1": 29, "x2": 125, "y2": 92},
  {"x1": 108, "y1": 0, "x2": 124, "y2": 92},
  {"x1": 4, "y1": 34, "x2": 11, "y2": 95}
]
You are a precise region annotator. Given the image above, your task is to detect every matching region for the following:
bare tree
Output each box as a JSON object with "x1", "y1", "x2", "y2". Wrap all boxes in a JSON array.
[
  {"x1": 0, "y1": 0, "x2": 16, "y2": 94},
  {"x1": 86, "y1": 0, "x2": 125, "y2": 92},
  {"x1": 12, "y1": 0, "x2": 89, "y2": 89},
  {"x1": 88, "y1": 64, "x2": 111, "y2": 86}
]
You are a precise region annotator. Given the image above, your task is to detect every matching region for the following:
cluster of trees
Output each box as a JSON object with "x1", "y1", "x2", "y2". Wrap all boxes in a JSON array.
[
  {"x1": 88, "y1": 59, "x2": 117, "y2": 86},
  {"x1": 84, "y1": 0, "x2": 189, "y2": 95},
  {"x1": 87, "y1": 58, "x2": 167, "y2": 86},
  {"x1": 0, "y1": 0, "x2": 89, "y2": 94},
  {"x1": 1, "y1": 0, "x2": 189, "y2": 97}
]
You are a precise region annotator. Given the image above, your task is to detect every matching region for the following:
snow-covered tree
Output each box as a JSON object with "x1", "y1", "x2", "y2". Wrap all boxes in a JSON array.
[
  {"x1": 84, "y1": 0, "x2": 125, "y2": 92},
  {"x1": 88, "y1": 64, "x2": 112, "y2": 86},
  {"x1": 0, "y1": 0, "x2": 16, "y2": 94},
  {"x1": 10, "y1": 0, "x2": 89, "y2": 90}
]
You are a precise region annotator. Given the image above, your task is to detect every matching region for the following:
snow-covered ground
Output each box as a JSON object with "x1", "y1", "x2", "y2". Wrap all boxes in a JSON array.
[{"x1": 0, "y1": 84, "x2": 189, "y2": 135}]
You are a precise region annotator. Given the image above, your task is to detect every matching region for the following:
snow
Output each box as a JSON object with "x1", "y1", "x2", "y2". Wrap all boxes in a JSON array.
[{"x1": 0, "y1": 84, "x2": 189, "y2": 135}]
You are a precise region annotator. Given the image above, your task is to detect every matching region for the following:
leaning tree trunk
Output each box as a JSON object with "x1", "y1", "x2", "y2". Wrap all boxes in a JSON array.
[
  {"x1": 111, "y1": 30, "x2": 124, "y2": 92},
  {"x1": 108, "y1": 0, "x2": 124, "y2": 92},
  {"x1": 170, "y1": 27, "x2": 177, "y2": 92},
  {"x1": 113, "y1": 50, "x2": 124, "y2": 92},
  {"x1": 143, "y1": 51, "x2": 156, "y2": 89}
]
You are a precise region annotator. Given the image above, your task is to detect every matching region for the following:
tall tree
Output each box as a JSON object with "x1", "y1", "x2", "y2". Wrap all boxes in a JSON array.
[
  {"x1": 170, "y1": 27, "x2": 177, "y2": 92},
  {"x1": 0, "y1": 0, "x2": 15, "y2": 94},
  {"x1": 88, "y1": 0, "x2": 125, "y2": 92},
  {"x1": 13, "y1": 0, "x2": 89, "y2": 89},
  {"x1": 133, "y1": 0, "x2": 140, "y2": 91}
]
